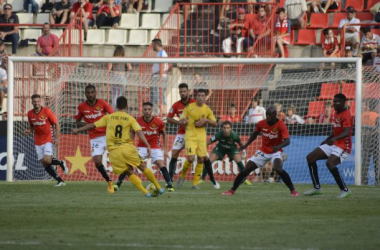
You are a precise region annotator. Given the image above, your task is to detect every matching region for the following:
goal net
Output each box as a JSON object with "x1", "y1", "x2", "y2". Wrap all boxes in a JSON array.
[{"x1": 6, "y1": 57, "x2": 379, "y2": 186}]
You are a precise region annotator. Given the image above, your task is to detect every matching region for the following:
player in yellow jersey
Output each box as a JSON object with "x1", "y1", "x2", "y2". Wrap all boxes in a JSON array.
[
  {"x1": 177, "y1": 89, "x2": 219, "y2": 189},
  {"x1": 72, "y1": 96, "x2": 164, "y2": 197}
]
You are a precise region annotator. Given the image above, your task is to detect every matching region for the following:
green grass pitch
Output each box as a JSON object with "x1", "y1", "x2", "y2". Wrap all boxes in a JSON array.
[{"x1": 0, "y1": 181, "x2": 379, "y2": 250}]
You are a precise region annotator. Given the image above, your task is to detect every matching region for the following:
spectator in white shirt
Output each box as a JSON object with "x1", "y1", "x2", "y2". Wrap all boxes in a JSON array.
[
  {"x1": 360, "y1": 27, "x2": 380, "y2": 64},
  {"x1": 284, "y1": 0, "x2": 307, "y2": 28},
  {"x1": 286, "y1": 106, "x2": 305, "y2": 124},
  {"x1": 339, "y1": 6, "x2": 360, "y2": 56},
  {"x1": 247, "y1": 98, "x2": 266, "y2": 124}
]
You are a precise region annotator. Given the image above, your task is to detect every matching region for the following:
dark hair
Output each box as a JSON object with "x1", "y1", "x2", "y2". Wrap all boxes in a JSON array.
[
  {"x1": 31, "y1": 94, "x2": 41, "y2": 100},
  {"x1": 152, "y1": 38, "x2": 162, "y2": 47},
  {"x1": 278, "y1": 8, "x2": 285, "y2": 14},
  {"x1": 143, "y1": 102, "x2": 153, "y2": 107},
  {"x1": 178, "y1": 83, "x2": 189, "y2": 89},
  {"x1": 362, "y1": 27, "x2": 371, "y2": 34},
  {"x1": 197, "y1": 89, "x2": 207, "y2": 95},
  {"x1": 3, "y1": 4, "x2": 12, "y2": 9},
  {"x1": 252, "y1": 98, "x2": 259, "y2": 103},
  {"x1": 334, "y1": 93, "x2": 347, "y2": 102},
  {"x1": 116, "y1": 96, "x2": 128, "y2": 109},
  {"x1": 230, "y1": 104, "x2": 236, "y2": 108},
  {"x1": 113, "y1": 45, "x2": 125, "y2": 57},
  {"x1": 222, "y1": 121, "x2": 232, "y2": 127},
  {"x1": 323, "y1": 28, "x2": 331, "y2": 36},
  {"x1": 259, "y1": 5, "x2": 266, "y2": 12},
  {"x1": 85, "y1": 84, "x2": 96, "y2": 92}
]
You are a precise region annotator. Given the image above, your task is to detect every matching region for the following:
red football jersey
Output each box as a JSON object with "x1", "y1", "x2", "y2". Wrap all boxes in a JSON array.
[
  {"x1": 231, "y1": 19, "x2": 250, "y2": 38},
  {"x1": 137, "y1": 116, "x2": 165, "y2": 149},
  {"x1": 332, "y1": 109, "x2": 352, "y2": 153},
  {"x1": 167, "y1": 99, "x2": 196, "y2": 135},
  {"x1": 74, "y1": 99, "x2": 114, "y2": 139},
  {"x1": 255, "y1": 119, "x2": 289, "y2": 154},
  {"x1": 220, "y1": 115, "x2": 241, "y2": 123},
  {"x1": 27, "y1": 107, "x2": 58, "y2": 146}
]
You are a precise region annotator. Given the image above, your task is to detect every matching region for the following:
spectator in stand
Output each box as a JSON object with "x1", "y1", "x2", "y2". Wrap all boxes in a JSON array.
[
  {"x1": 318, "y1": 100, "x2": 333, "y2": 124},
  {"x1": 50, "y1": 0, "x2": 71, "y2": 25},
  {"x1": 222, "y1": 8, "x2": 250, "y2": 56},
  {"x1": 70, "y1": 0, "x2": 93, "y2": 40},
  {"x1": 171, "y1": 1, "x2": 191, "y2": 22},
  {"x1": 274, "y1": 8, "x2": 291, "y2": 58},
  {"x1": 307, "y1": 0, "x2": 339, "y2": 14},
  {"x1": 0, "y1": 4, "x2": 19, "y2": 54},
  {"x1": 322, "y1": 28, "x2": 340, "y2": 58},
  {"x1": 360, "y1": 27, "x2": 380, "y2": 64},
  {"x1": 36, "y1": 23, "x2": 59, "y2": 56},
  {"x1": 121, "y1": 0, "x2": 143, "y2": 13},
  {"x1": 220, "y1": 104, "x2": 240, "y2": 122},
  {"x1": 247, "y1": 0, "x2": 275, "y2": 15},
  {"x1": 246, "y1": 98, "x2": 266, "y2": 124},
  {"x1": 274, "y1": 102, "x2": 286, "y2": 122},
  {"x1": 23, "y1": 0, "x2": 40, "y2": 13},
  {"x1": 94, "y1": 0, "x2": 121, "y2": 29},
  {"x1": 339, "y1": 6, "x2": 360, "y2": 57},
  {"x1": 89, "y1": 0, "x2": 104, "y2": 11},
  {"x1": 286, "y1": 106, "x2": 305, "y2": 124},
  {"x1": 246, "y1": 5, "x2": 270, "y2": 49},
  {"x1": 370, "y1": 2, "x2": 380, "y2": 22},
  {"x1": 284, "y1": 0, "x2": 307, "y2": 28},
  {"x1": 0, "y1": 65, "x2": 6, "y2": 113},
  {"x1": 190, "y1": 73, "x2": 213, "y2": 101},
  {"x1": 0, "y1": 40, "x2": 9, "y2": 70},
  {"x1": 151, "y1": 38, "x2": 168, "y2": 115}
]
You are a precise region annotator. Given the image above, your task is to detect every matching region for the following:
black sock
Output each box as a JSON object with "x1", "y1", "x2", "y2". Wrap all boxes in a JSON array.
[
  {"x1": 45, "y1": 165, "x2": 63, "y2": 182},
  {"x1": 160, "y1": 167, "x2": 172, "y2": 187},
  {"x1": 231, "y1": 172, "x2": 248, "y2": 191},
  {"x1": 278, "y1": 170, "x2": 295, "y2": 191},
  {"x1": 168, "y1": 158, "x2": 177, "y2": 181},
  {"x1": 308, "y1": 162, "x2": 321, "y2": 189},
  {"x1": 96, "y1": 165, "x2": 111, "y2": 182},
  {"x1": 117, "y1": 172, "x2": 128, "y2": 187},
  {"x1": 204, "y1": 159, "x2": 216, "y2": 185},
  {"x1": 329, "y1": 167, "x2": 348, "y2": 191},
  {"x1": 51, "y1": 158, "x2": 62, "y2": 166}
]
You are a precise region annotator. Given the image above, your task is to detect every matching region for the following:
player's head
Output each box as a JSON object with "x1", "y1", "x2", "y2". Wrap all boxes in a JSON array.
[
  {"x1": 178, "y1": 83, "x2": 189, "y2": 100},
  {"x1": 278, "y1": 8, "x2": 285, "y2": 19},
  {"x1": 229, "y1": 104, "x2": 237, "y2": 116},
  {"x1": 333, "y1": 93, "x2": 347, "y2": 111},
  {"x1": 31, "y1": 94, "x2": 41, "y2": 110},
  {"x1": 116, "y1": 96, "x2": 128, "y2": 110},
  {"x1": 196, "y1": 89, "x2": 207, "y2": 104},
  {"x1": 85, "y1": 84, "x2": 96, "y2": 102},
  {"x1": 152, "y1": 38, "x2": 162, "y2": 51},
  {"x1": 222, "y1": 121, "x2": 232, "y2": 136},
  {"x1": 143, "y1": 102, "x2": 154, "y2": 117},
  {"x1": 266, "y1": 106, "x2": 277, "y2": 123}
]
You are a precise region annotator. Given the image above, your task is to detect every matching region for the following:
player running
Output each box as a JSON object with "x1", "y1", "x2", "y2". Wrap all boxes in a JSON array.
[
  {"x1": 74, "y1": 84, "x2": 115, "y2": 193},
  {"x1": 73, "y1": 96, "x2": 164, "y2": 197},
  {"x1": 222, "y1": 107, "x2": 299, "y2": 196},
  {"x1": 177, "y1": 89, "x2": 220, "y2": 189},
  {"x1": 24, "y1": 94, "x2": 69, "y2": 186},
  {"x1": 304, "y1": 93, "x2": 352, "y2": 198},
  {"x1": 199, "y1": 120, "x2": 252, "y2": 186}
]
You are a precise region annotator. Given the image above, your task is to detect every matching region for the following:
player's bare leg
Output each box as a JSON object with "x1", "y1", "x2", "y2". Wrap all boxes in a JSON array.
[
  {"x1": 304, "y1": 147, "x2": 327, "y2": 195},
  {"x1": 41, "y1": 156, "x2": 66, "y2": 186},
  {"x1": 155, "y1": 159, "x2": 174, "y2": 191},
  {"x1": 93, "y1": 155, "x2": 113, "y2": 193},
  {"x1": 222, "y1": 161, "x2": 258, "y2": 195},
  {"x1": 272, "y1": 158, "x2": 299, "y2": 196},
  {"x1": 169, "y1": 148, "x2": 181, "y2": 182},
  {"x1": 138, "y1": 162, "x2": 165, "y2": 195}
]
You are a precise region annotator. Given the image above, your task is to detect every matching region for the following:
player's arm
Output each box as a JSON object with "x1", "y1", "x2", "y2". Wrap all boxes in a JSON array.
[
  {"x1": 237, "y1": 139, "x2": 247, "y2": 159},
  {"x1": 23, "y1": 123, "x2": 34, "y2": 136},
  {"x1": 271, "y1": 138, "x2": 290, "y2": 152},
  {"x1": 240, "y1": 131, "x2": 260, "y2": 150},
  {"x1": 136, "y1": 130, "x2": 151, "y2": 157},
  {"x1": 72, "y1": 123, "x2": 95, "y2": 134},
  {"x1": 196, "y1": 109, "x2": 218, "y2": 128},
  {"x1": 74, "y1": 107, "x2": 86, "y2": 127},
  {"x1": 179, "y1": 106, "x2": 189, "y2": 127},
  {"x1": 325, "y1": 128, "x2": 351, "y2": 146},
  {"x1": 53, "y1": 122, "x2": 61, "y2": 145},
  {"x1": 207, "y1": 133, "x2": 219, "y2": 146}
]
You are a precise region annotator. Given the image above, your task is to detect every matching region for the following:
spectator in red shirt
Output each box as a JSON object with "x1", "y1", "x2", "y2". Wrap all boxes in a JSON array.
[
  {"x1": 95, "y1": 0, "x2": 121, "y2": 29},
  {"x1": 36, "y1": 23, "x2": 59, "y2": 56},
  {"x1": 220, "y1": 104, "x2": 241, "y2": 122},
  {"x1": 322, "y1": 28, "x2": 340, "y2": 58},
  {"x1": 246, "y1": 5, "x2": 270, "y2": 50},
  {"x1": 70, "y1": 0, "x2": 93, "y2": 38},
  {"x1": 274, "y1": 8, "x2": 291, "y2": 58}
]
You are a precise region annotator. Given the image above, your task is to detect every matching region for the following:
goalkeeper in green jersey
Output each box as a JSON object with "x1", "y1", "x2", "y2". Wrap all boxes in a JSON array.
[{"x1": 199, "y1": 121, "x2": 252, "y2": 186}]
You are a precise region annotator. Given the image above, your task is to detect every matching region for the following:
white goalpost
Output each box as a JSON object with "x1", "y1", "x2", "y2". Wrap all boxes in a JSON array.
[{"x1": 6, "y1": 57, "x2": 368, "y2": 185}]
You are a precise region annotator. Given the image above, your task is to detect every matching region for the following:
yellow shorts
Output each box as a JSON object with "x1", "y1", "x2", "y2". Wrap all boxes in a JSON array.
[
  {"x1": 185, "y1": 139, "x2": 207, "y2": 157},
  {"x1": 109, "y1": 144, "x2": 142, "y2": 175}
]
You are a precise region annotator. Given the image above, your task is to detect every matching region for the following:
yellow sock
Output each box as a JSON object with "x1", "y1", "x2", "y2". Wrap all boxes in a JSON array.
[
  {"x1": 192, "y1": 163, "x2": 203, "y2": 186},
  {"x1": 180, "y1": 160, "x2": 192, "y2": 179},
  {"x1": 129, "y1": 174, "x2": 148, "y2": 195},
  {"x1": 143, "y1": 168, "x2": 161, "y2": 189}
]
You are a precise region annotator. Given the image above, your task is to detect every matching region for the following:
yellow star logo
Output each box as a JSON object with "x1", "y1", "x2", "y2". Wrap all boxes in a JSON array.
[{"x1": 65, "y1": 146, "x2": 92, "y2": 176}]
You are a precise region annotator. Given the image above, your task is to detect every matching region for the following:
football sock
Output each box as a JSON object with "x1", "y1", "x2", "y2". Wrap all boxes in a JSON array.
[
  {"x1": 180, "y1": 160, "x2": 191, "y2": 179},
  {"x1": 329, "y1": 167, "x2": 349, "y2": 192},
  {"x1": 129, "y1": 174, "x2": 148, "y2": 194},
  {"x1": 117, "y1": 172, "x2": 128, "y2": 187},
  {"x1": 143, "y1": 168, "x2": 161, "y2": 189},
  {"x1": 192, "y1": 163, "x2": 203, "y2": 186},
  {"x1": 201, "y1": 167, "x2": 207, "y2": 180},
  {"x1": 203, "y1": 159, "x2": 216, "y2": 185},
  {"x1": 237, "y1": 161, "x2": 245, "y2": 172},
  {"x1": 231, "y1": 172, "x2": 247, "y2": 191},
  {"x1": 278, "y1": 170, "x2": 295, "y2": 191},
  {"x1": 160, "y1": 167, "x2": 172, "y2": 186},
  {"x1": 308, "y1": 162, "x2": 321, "y2": 189},
  {"x1": 45, "y1": 165, "x2": 63, "y2": 183},
  {"x1": 168, "y1": 158, "x2": 178, "y2": 181},
  {"x1": 51, "y1": 158, "x2": 62, "y2": 166},
  {"x1": 96, "y1": 164, "x2": 111, "y2": 182}
]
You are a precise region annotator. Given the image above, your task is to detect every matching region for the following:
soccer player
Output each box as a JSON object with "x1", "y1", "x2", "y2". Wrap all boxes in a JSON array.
[
  {"x1": 222, "y1": 107, "x2": 299, "y2": 196},
  {"x1": 304, "y1": 93, "x2": 352, "y2": 198},
  {"x1": 74, "y1": 84, "x2": 115, "y2": 193},
  {"x1": 24, "y1": 94, "x2": 69, "y2": 186},
  {"x1": 73, "y1": 96, "x2": 164, "y2": 197},
  {"x1": 199, "y1": 121, "x2": 252, "y2": 186},
  {"x1": 177, "y1": 89, "x2": 219, "y2": 189}
]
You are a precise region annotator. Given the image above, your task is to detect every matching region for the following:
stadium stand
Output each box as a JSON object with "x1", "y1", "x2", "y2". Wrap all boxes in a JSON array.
[
  {"x1": 318, "y1": 83, "x2": 340, "y2": 100},
  {"x1": 309, "y1": 13, "x2": 329, "y2": 29}
]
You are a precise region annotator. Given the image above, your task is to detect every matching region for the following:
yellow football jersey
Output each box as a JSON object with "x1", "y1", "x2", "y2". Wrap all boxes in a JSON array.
[
  {"x1": 181, "y1": 102, "x2": 216, "y2": 141},
  {"x1": 94, "y1": 111, "x2": 142, "y2": 151}
]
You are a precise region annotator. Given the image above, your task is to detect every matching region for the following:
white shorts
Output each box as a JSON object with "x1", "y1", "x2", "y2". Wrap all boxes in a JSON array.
[
  {"x1": 90, "y1": 136, "x2": 107, "y2": 157},
  {"x1": 35, "y1": 142, "x2": 53, "y2": 161},
  {"x1": 248, "y1": 150, "x2": 283, "y2": 168},
  {"x1": 319, "y1": 144, "x2": 349, "y2": 163},
  {"x1": 138, "y1": 147, "x2": 164, "y2": 163},
  {"x1": 172, "y1": 134, "x2": 185, "y2": 151}
]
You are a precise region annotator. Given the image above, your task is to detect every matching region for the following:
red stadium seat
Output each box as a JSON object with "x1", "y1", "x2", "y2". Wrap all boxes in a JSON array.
[
  {"x1": 365, "y1": 0, "x2": 378, "y2": 11},
  {"x1": 309, "y1": 13, "x2": 329, "y2": 29},
  {"x1": 363, "y1": 83, "x2": 380, "y2": 99},
  {"x1": 305, "y1": 101, "x2": 325, "y2": 118},
  {"x1": 356, "y1": 12, "x2": 374, "y2": 22},
  {"x1": 371, "y1": 29, "x2": 380, "y2": 37},
  {"x1": 294, "y1": 29, "x2": 316, "y2": 45},
  {"x1": 279, "y1": 0, "x2": 286, "y2": 8},
  {"x1": 318, "y1": 83, "x2": 340, "y2": 100},
  {"x1": 344, "y1": 0, "x2": 364, "y2": 12},
  {"x1": 317, "y1": 29, "x2": 339, "y2": 45},
  {"x1": 348, "y1": 101, "x2": 355, "y2": 116},
  {"x1": 332, "y1": 12, "x2": 347, "y2": 28},
  {"x1": 342, "y1": 83, "x2": 355, "y2": 99}
]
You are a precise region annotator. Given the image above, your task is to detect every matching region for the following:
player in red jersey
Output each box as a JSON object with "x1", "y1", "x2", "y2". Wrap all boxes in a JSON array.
[
  {"x1": 24, "y1": 94, "x2": 69, "y2": 186},
  {"x1": 304, "y1": 93, "x2": 352, "y2": 198},
  {"x1": 74, "y1": 85, "x2": 115, "y2": 193},
  {"x1": 222, "y1": 107, "x2": 299, "y2": 196}
]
